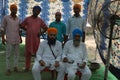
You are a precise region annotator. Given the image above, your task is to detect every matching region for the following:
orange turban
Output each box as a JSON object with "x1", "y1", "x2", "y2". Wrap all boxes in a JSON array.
[
  {"x1": 73, "y1": 4, "x2": 81, "y2": 9},
  {"x1": 47, "y1": 28, "x2": 58, "y2": 35},
  {"x1": 10, "y1": 4, "x2": 17, "y2": 11}
]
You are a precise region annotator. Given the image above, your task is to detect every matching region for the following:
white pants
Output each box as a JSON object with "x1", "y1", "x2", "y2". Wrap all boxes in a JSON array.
[
  {"x1": 66, "y1": 64, "x2": 91, "y2": 80},
  {"x1": 6, "y1": 43, "x2": 20, "y2": 70},
  {"x1": 32, "y1": 60, "x2": 65, "y2": 80}
]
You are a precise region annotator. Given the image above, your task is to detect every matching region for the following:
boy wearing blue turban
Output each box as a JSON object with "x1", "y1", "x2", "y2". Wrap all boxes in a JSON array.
[{"x1": 62, "y1": 28, "x2": 91, "y2": 80}]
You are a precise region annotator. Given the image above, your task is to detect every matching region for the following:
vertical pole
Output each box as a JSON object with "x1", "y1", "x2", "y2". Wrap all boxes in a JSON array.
[
  {"x1": 104, "y1": 14, "x2": 115, "y2": 80},
  {"x1": 101, "y1": 0, "x2": 111, "y2": 80},
  {"x1": 104, "y1": 24, "x2": 113, "y2": 80}
]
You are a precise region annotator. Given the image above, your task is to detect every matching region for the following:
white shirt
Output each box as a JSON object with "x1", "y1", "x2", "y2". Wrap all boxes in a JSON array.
[
  {"x1": 66, "y1": 16, "x2": 86, "y2": 39},
  {"x1": 36, "y1": 40, "x2": 62, "y2": 62},
  {"x1": 1, "y1": 15, "x2": 21, "y2": 44},
  {"x1": 62, "y1": 40, "x2": 88, "y2": 65}
]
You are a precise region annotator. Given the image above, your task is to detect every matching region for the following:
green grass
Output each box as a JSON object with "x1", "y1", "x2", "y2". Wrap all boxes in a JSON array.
[
  {"x1": 0, "y1": 44, "x2": 118, "y2": 80},
  {"x1": 90, "y1": 66, "x2": 117, "y2": 80}
]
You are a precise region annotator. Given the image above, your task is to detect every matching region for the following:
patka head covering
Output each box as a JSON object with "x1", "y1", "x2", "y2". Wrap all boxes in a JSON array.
[
  {"x1": 33, "y1": 6, "x2": 41, "y2": 11},
  {"x1": 72, "y1": 28, "x2": 83, "y2": 37},
  {"x1": 47, "y1": 28, "x2": 58, "y2": 35},
  {"x1": 55, "y1": 11, "x2": 61, "y2": 15},
  {"x1": 73, "y1": 4, "x2": 81, "y2": 9},
  {"x1": 10, "y1": 4, "x2": 17, "y2": 11}
]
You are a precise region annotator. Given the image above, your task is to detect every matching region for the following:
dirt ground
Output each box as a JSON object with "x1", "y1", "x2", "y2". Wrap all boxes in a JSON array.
[{"x1": 85, "y1": 35, "x2": 103, "y2": 63}]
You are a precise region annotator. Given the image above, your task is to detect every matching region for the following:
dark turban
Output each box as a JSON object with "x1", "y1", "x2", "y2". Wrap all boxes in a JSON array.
[
  {"x1": 55, "y1": 11, "x2": 61, "y2": 15},
  {"x1": 33, "y1": 6, "x2": 41, "y2": 11}
]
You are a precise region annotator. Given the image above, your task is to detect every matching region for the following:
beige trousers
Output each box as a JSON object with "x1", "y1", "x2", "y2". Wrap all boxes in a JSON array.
[{"x1": 6, "y1": 43, "x2": 20, "y2": 70}]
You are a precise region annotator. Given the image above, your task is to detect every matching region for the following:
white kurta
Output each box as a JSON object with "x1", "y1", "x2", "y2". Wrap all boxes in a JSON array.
[
  {"x1": 32, "y1": 40, "x2": 65, "y2": 80},
  {"x1": 62, "y1": 40, "x2": 91, "y2": 80},
  {"x1": 1, "y1": 15, "x2": 21, "y2": 70},
  {"x1": 36, "y1": 40, "x2": 62, "y2": 63},
  {"x1": 66, "y1": 16, "x2": 86, "y2": 40}
]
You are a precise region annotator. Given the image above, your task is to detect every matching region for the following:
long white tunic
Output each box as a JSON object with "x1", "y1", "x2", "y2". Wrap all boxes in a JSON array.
[
  {"x1": 62, "y1": 40, "x2": 91, "y2": 80},
  {"x1": 35, "y1": 40, "x2": 62, "y2": 65},
  {"x1": 63, "y1": 40, "x2": 88, "y2": 66},
  {"x1": 32, "y1": 40, "x2": 65, "y2": 80}
]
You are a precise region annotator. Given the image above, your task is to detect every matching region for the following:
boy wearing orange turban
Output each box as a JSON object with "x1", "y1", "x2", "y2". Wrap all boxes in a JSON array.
[
  {"x1": 66, "y1": 3, "x2": 86, "y2": 42},
  {"x1": 47, "y1": 28, "x2": 58, "y2": 45},
  {"x1": 1, "y1": 4, "x2": 22, "y2": 76},
  {"x1": 32, "y1": 28, "x2": 65, "y2": 80},
  {"x1": 9, "y1": 4, "x2": 18, "y2": 19}
]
